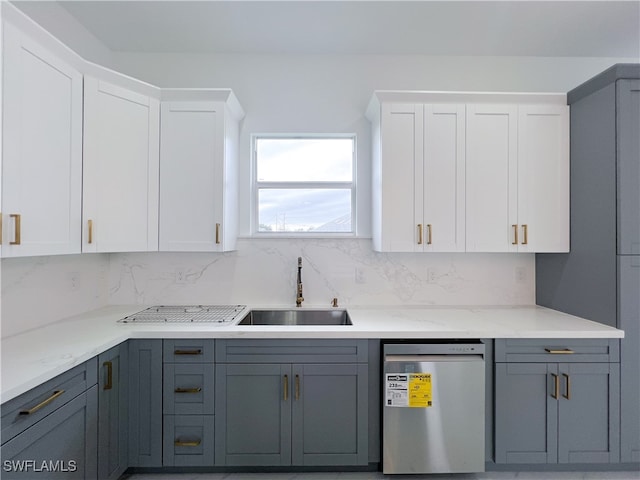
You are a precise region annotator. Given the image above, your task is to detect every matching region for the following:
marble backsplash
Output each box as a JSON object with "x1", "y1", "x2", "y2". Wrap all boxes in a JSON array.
[
  {"x1": 1, "y1": 239, "x2": 534, "y2": 337},
  {"x1": 108, "y1": 238, "x2": 535, "y2": 307}
]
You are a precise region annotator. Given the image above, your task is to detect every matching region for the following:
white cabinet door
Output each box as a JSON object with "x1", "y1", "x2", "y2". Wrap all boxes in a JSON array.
[
  {"x1": 83, "y1": 77, "x2": 159, "y2": 253},
  {"x1": 1, "y1": 22, "x2": 82, "y2": 257},
  {"x1": 421, "y1": 104, "x2": 466, "y2": 252},
  {"x1": 159, "y1": 101, "x2": 225, "y2": 252},
  {"x1": 517, "y1": 105, "x2": 570, "y2": 253},
  {"x1": 376, "y1": 103, "x2": 423, "y2": 252},
  {"x1": 466, "y1": 104, "x2": 518, "y2": 252}
]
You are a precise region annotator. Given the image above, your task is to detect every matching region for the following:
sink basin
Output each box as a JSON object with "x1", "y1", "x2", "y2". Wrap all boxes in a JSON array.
[{"x1": 238, "y1": 309, "x2": 352, "y2": 326}]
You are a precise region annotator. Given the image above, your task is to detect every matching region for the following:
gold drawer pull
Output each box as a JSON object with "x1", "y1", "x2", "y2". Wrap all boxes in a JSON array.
[
  {"x1": 544, "y1": 348, "x2": 575, "y2": 354},
  {"x1": 417, "y1": 224, "x2": 423, "y2": 245},
  {"x1": 175, "y1": 387, "x2": 202, "y2": 394},
  {"x1": 283, "y1": 374, "x2": 289, "y2": 401},
  {"x1": 295, "y1": 374, "x2": 300, "y2": 401},
  {"x1": 562, "y1": 373, "x2": 571, "y2": 400},
  {"x1": 174, "y1": 439, "x2": 201, "y2": 447},
  {"x1": 174, "y1": 349, "x2": 203, "y2": 355},
  {"x1": 550, "y1": 373, "x2": 559, "y2": 400},
  {"x1": 19, "y1": 390, "x2": 65, "y2": 415},
  {"x1": 426, "y1": 224, "x2": 433, "y2": 245},
  {"x1": 215, "y1": 223, "x2": 221, "y2": 244},
  {"x1": 512, "y1": 224, "x2": 518, "y2": 245},
  {"x1": 88, "y1": 219, "x2": 94, "y2": 244},
  {"x1": 522, "y1": 224, "x2": 528, "y2": 245},
  {"x1": 103, "y1": 361, "x2": 113, "y2": 390},
  {"x1": 10, "y1": 214, "x2": 21, "y2": 245}
]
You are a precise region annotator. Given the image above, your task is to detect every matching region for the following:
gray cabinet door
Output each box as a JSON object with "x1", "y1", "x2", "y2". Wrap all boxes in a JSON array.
[
  {"x1": 620, "y1": 256, "x2": 640, "y2": 462},
  {"x1": 128, "y1": 340, "x2": 162, "y2": 467},
  {"x1": 291, "y1": 364, "x2": 368, "y2": 466},
  {"x1": 1, "y1": 387, "x2": 98, "y2": 479},
  {"x1": 98, "y1": 343, "x2": 128, "y2": 480},
  {"x1": 494, "y1": 363, "x2": 558, "y2": 464},
  {"x1": 557, "y1": 362, "x2": 620, "y2": 463},
  {"x1": 215, "y1": 363, "x2": 292, "y2": 466},
  {"x1": 617, "y1": 79, "x2": 640, "y2": 255}
]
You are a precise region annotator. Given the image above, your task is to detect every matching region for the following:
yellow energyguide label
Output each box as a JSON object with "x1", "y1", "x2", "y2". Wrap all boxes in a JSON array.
[{"x1": 408, "y1": 373, "x2": 432, "y2": 408}]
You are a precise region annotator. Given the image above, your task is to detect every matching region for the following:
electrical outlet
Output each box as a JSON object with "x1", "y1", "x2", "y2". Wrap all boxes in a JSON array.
[
  {"x1": 427, "y1": 268, "x2": 438, "y2": 283},
  {"x1": 355, "y1": 268, "x2": 366, "y2": 284},
  {"x1": 515, "y1": 266, "x2": 527, "y2": 284},
  {"x1": 175, "y1": 268, "x2": 187, "y2": 284},
  {"x1": 67, "y1": 272, "x2": 79, "y2": 291}
]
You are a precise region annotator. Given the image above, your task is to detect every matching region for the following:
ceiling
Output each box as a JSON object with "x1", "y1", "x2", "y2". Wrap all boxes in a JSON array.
[{"x1": 18, "y1": 1, "x2": 640, "y2": 57}]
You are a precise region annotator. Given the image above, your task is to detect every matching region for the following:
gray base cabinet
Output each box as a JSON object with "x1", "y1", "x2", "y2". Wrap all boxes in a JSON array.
[
  {"x1": 494, "y1": 340, "x2": 620, "y2": 465},
  {"x1": 128, "y1": 339, "x2": 163, "y2": 467},
  {"x1": 1, "y1": 360, "x2": 98, "y2": 479},
  {"x1": 98, "y1": 343, "x2": 129, "y2": 480},
  {"x1": 215, "y1": 340, "x2": 369, "y2": 467}
]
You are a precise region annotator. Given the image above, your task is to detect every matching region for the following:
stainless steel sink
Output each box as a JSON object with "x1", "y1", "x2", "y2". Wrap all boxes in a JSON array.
[{"x1": 238, "y1": 309, "x2": 352, "y2": 326}]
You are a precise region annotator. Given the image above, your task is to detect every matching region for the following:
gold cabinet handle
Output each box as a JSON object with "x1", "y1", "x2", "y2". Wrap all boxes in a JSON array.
[
  {"x1": 283, "y1": 374, "x2": 289, "y2": 401},
  {"x1": 19, "y1": 390, "x2": 65, "y2": 415},
  {"x1": 215, "y1": 223, "x2": 221, "y2": 244},
  {"x1": 103, "y1": 361, "x2": 113, "y2": 390},
  {"x1": 174, "y1": 349, "x2": 202, "y2": 355},
  {"x1": 88, "y1": 219, "x2": 93, "y2": 244},
  {"x1": 522, "y1": 224, "x2": 528, "y2": 245},
  {"x1": 174, "y1": 439, "x2": 201, "y2": 447},
  {"x1": 544, "y1": 348, "x2": 575, "y2": 354},
  {"x1": 295, "y1": 374, "x2": 300, "y2": 401},
  {"x1": 10, "y1": 214, "x2": 21, "y2": 245},
  {"x1": 562, "y1": 373, "x2": 571, "y2": 400},
  {"x1": 417, "y1": 224, "x2": 423, "y2": 245},
  {"x1": 175, "y1": 387, "x2": 202, "y2": 394},
  {"x1": 426, "y1": 224, "x2": 432, "y2": 245},
  {"x1": 512, "y1": 224, "x2": 518, "y2": 245},
  {"x1": 550, "y1": 373, "x2": 559, "y2": 400}
]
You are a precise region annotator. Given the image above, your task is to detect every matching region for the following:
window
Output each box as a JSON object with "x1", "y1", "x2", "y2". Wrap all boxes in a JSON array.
[{"x1": 253, "y1": 136, "x2": 355, "y2": 235}]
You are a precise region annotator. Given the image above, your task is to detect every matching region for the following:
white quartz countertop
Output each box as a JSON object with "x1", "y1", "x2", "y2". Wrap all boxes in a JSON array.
[{"x1": 1, "y1": 304, "x2": 623, "y2": 403}]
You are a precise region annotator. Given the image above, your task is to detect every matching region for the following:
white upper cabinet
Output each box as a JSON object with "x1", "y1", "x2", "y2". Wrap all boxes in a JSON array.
[
  {"x1": 466, "y1": 104, "x2": 518, "y2": 252},
  {"x1": 159, "y1": 93, "x2": 243, "y2": 252},
  {"x1": 517, "y1": 105, "x2": 570, "y2": 253},
  {"x1": 368, "y1": 99, "x2": 465, "y2": 253},
  {"x1": 1, "y1": 22, "x2": 83, "y2": 257},
  {"x1": 466, "y1": 103, "x2": 569, "y2": 252},
  {"x1": 83, "y1": 76, "x2": 160, "y2": 253}
]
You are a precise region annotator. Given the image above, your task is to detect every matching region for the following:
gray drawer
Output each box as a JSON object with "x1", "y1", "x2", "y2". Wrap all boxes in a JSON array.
[
  {"x1": 1, "y1": 358, "x2": 97, "y2": 444},
  {"x1": 164, "y1": 339, "x2": 215, "y2": 363},
  {"x1": 494, "y1": 339, "x2": 619, "y2": 363},
  {"x1": 163, "y1": 415, "x2": 214, "y2": 466},
  {"x1": 163, "y1": 364, "x2": 214, "y2": 415},
  {"x1": 215, "y1": 339, "x2": 368, "y2": 363}
]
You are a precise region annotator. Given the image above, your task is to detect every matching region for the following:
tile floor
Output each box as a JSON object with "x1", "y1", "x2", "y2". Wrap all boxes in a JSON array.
[{"x1": 123, "y1": 470, "x2": 640, "y2": 480}]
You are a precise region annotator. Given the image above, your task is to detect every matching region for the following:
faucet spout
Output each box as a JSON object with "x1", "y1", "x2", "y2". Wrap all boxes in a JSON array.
[{"x1": 296, "y1": 257, "x2": 304, "y2": 307}]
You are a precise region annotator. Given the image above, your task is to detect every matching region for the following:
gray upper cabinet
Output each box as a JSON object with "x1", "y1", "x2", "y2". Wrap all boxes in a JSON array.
[
  {"x1": 97, "y1": 343, "x2": 128, "y2": 480},
  {"x1": 128, "y1": 340, "x2": 163, "y2": 467},
  {"x1": 215, "y1": 340, "x2": 369, "y2": 467}
]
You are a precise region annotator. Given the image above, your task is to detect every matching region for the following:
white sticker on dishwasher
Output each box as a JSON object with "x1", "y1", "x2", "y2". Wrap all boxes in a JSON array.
[{"x1": 385, "y1": 373, "x2": 432, "y2": 407}]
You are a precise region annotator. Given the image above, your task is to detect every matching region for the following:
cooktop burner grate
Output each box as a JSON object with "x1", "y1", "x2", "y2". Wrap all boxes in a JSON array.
[{"x1": 119, "y1": 305, "x2": 246, "y2": 324}]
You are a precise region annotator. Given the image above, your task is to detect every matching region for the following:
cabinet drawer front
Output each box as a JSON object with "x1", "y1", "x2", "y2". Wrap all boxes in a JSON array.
[
  {"x1": 1, "y1": 358, "x2": 97, "y2": 444},
  {"x1": 495, "y1": 339, "x2": 619, "y2": 363},
  {"x1": 164, "y1": 339, "x2": 214, "y2": 363},
  {"x1": 163, "y1": 364, "x2": 214, "y2": 415},
  {"x1": 163, "y1": 415, "x2": 214, "y2": 466},
  {"x1": 216, "y1": 339, "x2": 368, "y2": 363}
]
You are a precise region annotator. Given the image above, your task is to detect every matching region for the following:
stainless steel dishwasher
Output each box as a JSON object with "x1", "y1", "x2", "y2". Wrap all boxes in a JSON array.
[{"x1": 383, "y1": 341, "x2": 485, "y2": 474}]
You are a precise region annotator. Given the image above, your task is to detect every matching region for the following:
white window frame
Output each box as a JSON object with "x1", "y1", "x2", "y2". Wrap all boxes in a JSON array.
[{"x1": 251, "y1": 134, "x2": 357, "y2": 237}]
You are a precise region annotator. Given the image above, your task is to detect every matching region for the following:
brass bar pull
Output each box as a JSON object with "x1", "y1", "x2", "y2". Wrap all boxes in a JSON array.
[
  {"x1": 174, "y1": 440, "x2": 201, "y2": 447},
  {"x1": 19, "y1": 390, "x2": 65, "y2": 415},
  {"x1": 295, "y1": 374, "x2": 300, "y2": 401},
  {"x1": 283, "y1": 374, "x2": 289, "y2": 401},
  {"x1": 174, "y1": 349, "x2": 203, "y2": 355},
  {"x1": 88, "y1": 219, "x2": 93, "y2": 244},
  {"x1": 512, "y1": 224, "x2": 518, "y2": 245},
  {"x1": 10, "y1": 214, "x2": 21, "y2": 245},
  {"x1": 522, "y1": 224, "x2": 528, "y2": 245},
  {"x1": 544, "y1": 348, "x2": 575, "y2": 354},
  {"x1": 175, "y1": 387, "x2": 202, "y2": 394},
  {"x1": 427, "y1": 224, "x2": 432, "y2": 245},
  {"x1": 551, "y1": 373, "x2": 559, "y2": 400},
  {"x1": 215, "y1": 223, "x2": 221, "y2": 244},
  {"x1": 562, "y1": 373, "x2": 571, "y2": 400},
  {"x1": 103, "y1": 361, "x2": 113, "y2": 390},
  {"x1": 417, "y1": 224, "x2": 423, "y2": 245}
]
